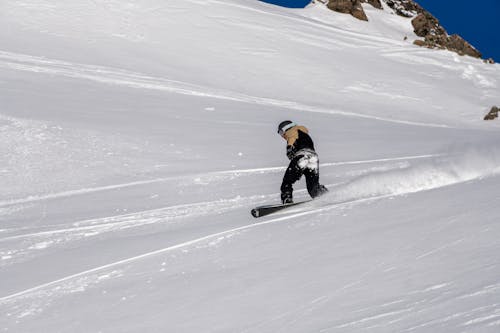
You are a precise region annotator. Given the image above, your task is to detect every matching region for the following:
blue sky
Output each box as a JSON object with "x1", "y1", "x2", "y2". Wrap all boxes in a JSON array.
[{"x1": 260, "y1": 0, "x2": 500, "y2": 61}]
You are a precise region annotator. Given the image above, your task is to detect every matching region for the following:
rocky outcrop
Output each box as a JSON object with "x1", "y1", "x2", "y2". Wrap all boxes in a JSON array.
[
  {"x1": 388, "y1": 1, "x2": 482, "y2": 58},
  {"x1": 484, "y1": 106, "x2": 499, "y2": 121},
  {"x1": 411, "y1": 12, "x2": 446, "y2": 37},
  {"x1": 324, "y1": 0, "x2": 418, "y2": 21},
  {"x1": 410, "y1": 12, "x2": 482, "y2": 58},
  {"x1": 326, "y1": 0, "x2": 369, "y2": 21},
  {"x1": 412, "y1": 33, "x2": 483, "y2": 60},
  {"x1": 384, "y1": 0, "x2": 420, "y2": 17},
  {"x1": 445, "y1": 35, "x2": 482, "y2": 58},
  {"x1": 318, "y1": 0, "x2": 484, "y2": 59},
  {"x1": 365, "y1": 0, "x2": 382, "y2": 10},
  {"x1": 324, "y1": 0, "x2": 383, "y2": 21}
]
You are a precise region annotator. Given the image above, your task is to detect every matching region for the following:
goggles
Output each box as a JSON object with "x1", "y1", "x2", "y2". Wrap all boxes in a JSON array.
[{"x1": 278, "y1": 122, "x2": 296, "y2": 136}]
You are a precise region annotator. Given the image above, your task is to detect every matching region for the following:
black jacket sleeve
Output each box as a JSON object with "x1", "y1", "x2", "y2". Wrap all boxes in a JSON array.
[{"x1": 286, "y1": 145, "x2": 295, "y2": 160}]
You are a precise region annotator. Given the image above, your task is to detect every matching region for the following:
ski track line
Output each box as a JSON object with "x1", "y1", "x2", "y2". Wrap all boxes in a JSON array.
[
  {"x1": 0, "y1": 154, "x2": 440, "y2": 208},
  {"x1": 0, "y1": 183, "x2": 337, "y2": 243},
  {"x1": 0, "y1": 184, "x2": 344, "y2": 243},
  {"x1": 0, "y1": 50, "x2": 450, "y2": 129},
  {"x1": 0, "y1": 182, "x2": 346, "y2": 244},
  {"x1": 0, "y1": 195, "x2": 388, "y2": 303},
  {"x1": 0, "y1": 193, "x2": 276, "y2": 243}
]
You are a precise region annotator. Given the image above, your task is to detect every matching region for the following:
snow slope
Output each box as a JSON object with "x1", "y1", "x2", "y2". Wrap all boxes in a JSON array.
[{"x1": 1, "y1": 0, "x2": 500, "y2": 331}]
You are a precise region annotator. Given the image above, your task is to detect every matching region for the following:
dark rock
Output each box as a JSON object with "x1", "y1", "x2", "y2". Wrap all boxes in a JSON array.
[
  {"x1": 363, "y1": 0, "x2": 383, "y2": 10},
  {"x1": 413, "y1": 39, "x2": 425, "y2": 47},
  {"x1": 411, "y1": 13, "x2": 446, "y2": 37},
  {"x1": 327, "y1": 0, "x2": 353, "y2": 14},
  {"x1": 352, "y1": 1, "x2": 369, "y2": 20},
  {"x1": 446, "y1": 34, "x2": 482, "y2": 58},
  {"x1": 484, "y1": 106, "x2": 499, "y2": 121},
  {"x1": 385, "y1": 0, "x2": 421, "y2": 17},
  {"x1": 411, "y1": 13, "x2": 429, "y2": 36},
  {"x1": 413, "y1": 34, "x2": 482, "y2": 58},
  {"x1": 408, "y1": 9, "x2": 481, "y2": 59},
  {"x1": 327, "y1": 0, "x2": 368, "y2": 21}
]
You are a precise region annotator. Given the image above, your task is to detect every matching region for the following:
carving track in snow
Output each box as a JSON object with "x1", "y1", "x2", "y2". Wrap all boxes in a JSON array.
[
  {"x1": 2, "y1": 148, "x2": 500, "y2": 302},
  {"x1": 0, "y1": 154, "x2": 438, "y2": 268},
  {"x1": 0, "y1": 193, "x2": 389, "y2": 303}
]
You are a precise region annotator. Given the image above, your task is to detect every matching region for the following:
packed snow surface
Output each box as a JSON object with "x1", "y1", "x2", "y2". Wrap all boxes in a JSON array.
[{"x1": 1, "y1": 0, "x2": 500, "y2": 332}]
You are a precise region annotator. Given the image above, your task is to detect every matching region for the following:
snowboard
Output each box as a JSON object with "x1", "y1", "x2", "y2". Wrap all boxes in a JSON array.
[{"x1": 251, "y1": 200, "x2": 311, "y2": 218}]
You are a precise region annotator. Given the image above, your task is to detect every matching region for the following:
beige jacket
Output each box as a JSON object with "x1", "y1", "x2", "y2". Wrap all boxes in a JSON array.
[{"x1": 283, "y1": 125, "x2": 309, "y2": 147}]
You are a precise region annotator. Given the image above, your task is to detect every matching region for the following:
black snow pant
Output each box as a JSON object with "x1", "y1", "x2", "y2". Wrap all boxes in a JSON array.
[{"x1": 280, "y1": 149, "x2": 327, "y2": 202}]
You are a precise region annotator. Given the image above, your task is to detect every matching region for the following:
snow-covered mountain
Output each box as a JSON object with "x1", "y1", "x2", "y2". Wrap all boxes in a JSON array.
[{"x1": 1, "y1": 0, "x2": 500, "y2": 331}]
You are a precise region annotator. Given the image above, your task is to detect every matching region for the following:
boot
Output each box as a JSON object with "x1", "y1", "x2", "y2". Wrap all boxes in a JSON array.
[
  {"x1": 281, "y1": 192, "x2": 293, "y2": 204},
  {"x1": 311, "y1": 185, "x2": 328, "y2": 199}
]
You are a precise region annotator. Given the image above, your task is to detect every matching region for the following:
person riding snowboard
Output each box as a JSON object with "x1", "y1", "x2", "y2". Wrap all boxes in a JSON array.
[{"x1": 277, "y1": 120, "x2": 328, "y2": 204}]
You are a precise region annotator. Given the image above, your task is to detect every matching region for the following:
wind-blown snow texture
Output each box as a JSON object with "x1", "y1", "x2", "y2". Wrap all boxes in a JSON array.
[{"x1": 1, "y1": 0, "x2": 500, "y2": 332}]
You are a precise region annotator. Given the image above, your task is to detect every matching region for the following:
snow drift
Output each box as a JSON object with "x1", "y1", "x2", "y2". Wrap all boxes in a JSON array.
[{"x1": 331, "y1": 145, "x2": 500, "y2": 202}]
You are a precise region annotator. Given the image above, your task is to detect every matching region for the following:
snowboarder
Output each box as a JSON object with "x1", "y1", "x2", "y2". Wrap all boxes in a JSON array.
[{"x1": 277, "y1": 120, "x2": 328, "y2": 204}]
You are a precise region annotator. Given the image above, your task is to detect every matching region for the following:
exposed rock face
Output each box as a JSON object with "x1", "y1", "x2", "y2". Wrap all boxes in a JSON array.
[
  {"x1": 324, "y1": 0, "x2": 417, "y2": 19},
  {"x1": 446, "y1": 35, "x2": 482, "y2": 58},
  {"x1": 484, "y1": 106, "x2": 499, "y2": 121},
  {"x1": 326, "y1": 0, "x2": 354, "y2": 14},
  {"x1": 324, "y1": 0, "x2": 382, "y2": 21},
  {"x1": 319, "y1": 0, "x2": 484, "y2": 59},
  {"x1": 326, "y1": 0, "x2": 369, "y2": 21},
  {"x1": 411, "y1": 13, "x2": 446, "y2": 37},
  {"x1": 389, "y1": 1, "x2": 482, "y2": 58},
  {"x1": 410, "y1": 12, "x2": 482, "y2": 58},
  {"x1": 365, "y1": 0, "x2": 382, "y2": 10},
  {"x1": 384, "y1": 0, "x2": 420, "y2": 17}
]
